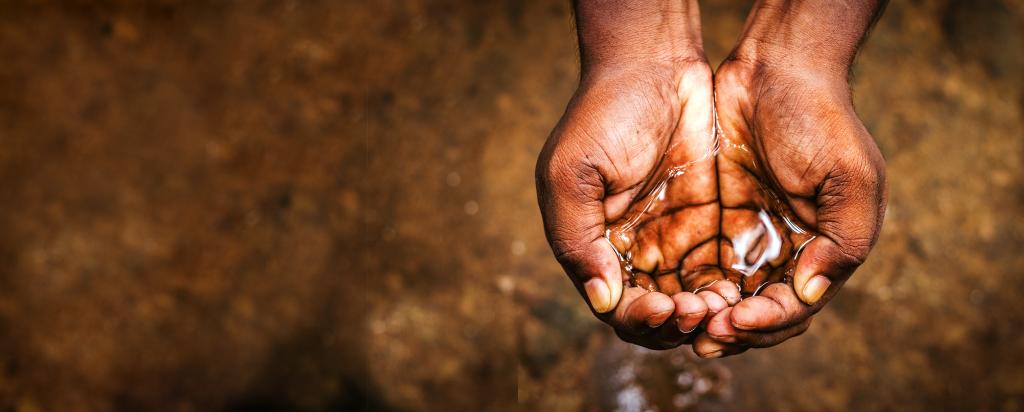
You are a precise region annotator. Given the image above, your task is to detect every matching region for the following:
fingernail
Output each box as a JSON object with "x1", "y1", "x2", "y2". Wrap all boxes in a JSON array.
[
  {"x1": 678, "y1": 317, "x2": 699, "y2": 333},
  {"x1": 645, "y1": 309, "x2": 673, "y2": 328},
  {"x1": 584, "y1": 278, "x2": 613, "y2": 313},
  {"x1": 801, "y1": 275, "x2": 831, "y2": 305},
  {"x1": 699, "y1": 350, "x2": 723, "y2": 359},
  {"x1": 725, "y1": 281, "x2": 741, "y2": 305}
]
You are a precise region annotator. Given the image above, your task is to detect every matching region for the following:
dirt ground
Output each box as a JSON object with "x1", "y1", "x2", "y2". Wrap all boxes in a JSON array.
[{"x1": 0, "y1": 1, "x2": 1022, "y2": 411}]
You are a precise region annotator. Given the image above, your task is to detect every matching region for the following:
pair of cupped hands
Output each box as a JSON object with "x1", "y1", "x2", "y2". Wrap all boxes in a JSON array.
[{"x1": 535, "y1": 1, "x2": 888, "y2": 358}]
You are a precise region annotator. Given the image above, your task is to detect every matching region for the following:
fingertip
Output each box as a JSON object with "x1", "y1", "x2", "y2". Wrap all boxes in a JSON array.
[
  {"x1": 646, "y1": 291, "x2": 676, "y2": 314},
  {"x1": 672, "y1": 292, "x2": 708, "y2": 316},
  {"x1": 608, "y1": 273, "x2": 624, "y2": 311},
  {"x1": 706, "y1": 280, "x2": 741, "y2": 306},
  {"x1": 706, "y1": 307, "x2": 737, "y2": 343},
  {"x1": 677, "y1": 316, "x2": 701, "y2": 334},
  {"x1": 584, "y1": 278, "x2": 613, "y2": 313},
  {"x1": 792, "y1": 235, "x2": 848, "y2": 305},
  {"x1": 693, "y1": 332, "x2": 749, "y2": 359},
  {"x1": 800, "y1": 275, "x2": 830, "y2": 305},
  {"x1": 599, "y1": 240, "x2": 625, "y2": 309},
  {"x1": 646, "y1": 294, "x2": 676, "y2": 328},
  {"x1": 697, "y1": 290, "x2": 728, "y2": 314},
  {"x1": 694, "y1": 332, "x2": 749, "y2": 359},
  {"x1": 730, "y1": 296, "x2": 784, "y2": 330},
  {"x1": 693, "y1": 333, "x2": 724, "y2": 358},
  {"x1": 646, "y1": 309, "x2": 674, "y2": 328},
  {"x1": 731, "y1": 317, "x2": 814, "y2": 348},
  {"x1": 618, "y1": 290, "x2": 675, "y2": 331},
  {"x1": 672, "y1": 292, "x2": 707, "y2": 333}
]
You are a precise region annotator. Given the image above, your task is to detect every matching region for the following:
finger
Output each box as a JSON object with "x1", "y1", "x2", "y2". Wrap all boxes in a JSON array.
[
  {"x1": 606, "y1": 287, "x2": 675, "y2": 335},
  {"x1": 729, "y1": 282, "x2": 812, "y2": 332},
  {"x1": 604, "y1": 185, "x2": 645, "y2": 222},
  {"x1": 693, "y1": 332, "x2": 748, "y2": 359},
  {"x1": 730, "y1": 317, "x2": 813, "y2": 348},
  {"x1": 672, "y1": 292, "x2": 708, "y2": 334},
  {"x1": 701, "y1": 279, "x2": 741, "y2": 306},
  {"x1": 793, "y1": 154, "x2": 886, "y2": 305},
  {"x1": 706, "y1": 305, "x2": 815, "y2": 348},
  {"x1": 705, "y1": 307, "x2": 738, "y2": 343},
  {"x1": 696, "y1": 290, "x2": 728, "y2": 317},
  {"x1": 791, "y1": 234, "x2": 859, "y2": 305},
  {"x1": 536, "y1": 157, "x2": 623, "y2": 313}
]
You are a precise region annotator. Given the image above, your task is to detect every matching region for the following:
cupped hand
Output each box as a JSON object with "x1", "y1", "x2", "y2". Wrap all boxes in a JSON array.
[
  {"x1": 692, "y1": 59, "x2": 888, "y2": 358},
  {"x1": 536, "y1": 61, "x2": 729, "y2": 350}
]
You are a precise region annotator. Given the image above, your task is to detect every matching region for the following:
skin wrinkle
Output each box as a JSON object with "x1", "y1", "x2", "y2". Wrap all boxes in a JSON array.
[
  {"x1": 543, "y1": 165, "x2": 605, "y2": 263},
  {"x1": 815, "y1": 189, "x2": 866, "y2": 251},
  {"x1": 586, "y1": 131, "x2": 627, "y2": 189},
  {"x1": 750, "y1": 81, "x2": 846, "y2": 203},
  {"x1": 661, "y1": 198, "x2": 718, "y2": 217},
  {"x1": 586, "y1": 75, "x2": 684, "y2": 196},
  {"x1": 619, "y1": 57, "x2": 882, "y2": 351},
  {"x1": 712, "y1": 138, "x2": 725, "y2": 283},
  {"x1": 539, "y1": 0, "x2": 887, "y2": 353},
  {"x1": 612, "y1": 120, "x2": 807, "y2": 295}
]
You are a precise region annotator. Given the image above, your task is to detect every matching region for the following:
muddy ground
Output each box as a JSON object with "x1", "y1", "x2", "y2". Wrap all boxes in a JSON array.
[{"x1": 0, "y1": 0, "x2": 1022, "y2": 411}]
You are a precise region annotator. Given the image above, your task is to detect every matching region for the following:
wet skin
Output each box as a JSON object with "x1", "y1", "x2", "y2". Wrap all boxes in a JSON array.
[{"x1": 536, "y1": 0, "x2": 887, "y2": 355}]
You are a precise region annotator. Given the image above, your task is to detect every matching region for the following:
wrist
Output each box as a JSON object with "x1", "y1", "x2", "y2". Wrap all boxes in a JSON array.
[
  {"x1": 728, "y1": 0, "x2": 886, "y2": 82},
  {"x1": 575, "y1": 0, "x2": 706, "y2": 78},
  {"x1": 715, "y1": 56, "x2": 854, "y2": 124}
]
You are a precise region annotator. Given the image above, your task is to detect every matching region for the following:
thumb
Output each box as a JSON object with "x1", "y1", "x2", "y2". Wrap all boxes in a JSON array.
[
  {"x1": 792, "y1": 155, "x2": 887, "y2": 305},
  {"x1": 536, "y1": 153, "x2": 623, "y2": 313}
]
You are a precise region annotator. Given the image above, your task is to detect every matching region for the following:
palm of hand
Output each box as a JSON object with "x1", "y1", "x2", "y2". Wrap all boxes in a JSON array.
[
  {"x1": 539, "y1": 60, "x2": 884, "y2": 351},
  {"x1": 604, "y1": 60, "x2": 885, "y2": 352},
  {"x1": 606, "y1": 65, "x2": 818, "y2": 302}
]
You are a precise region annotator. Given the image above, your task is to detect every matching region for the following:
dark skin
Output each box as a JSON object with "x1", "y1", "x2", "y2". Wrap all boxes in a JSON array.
[{"x1": 536, "y1": 0, "x2": 888, "y2": 355}]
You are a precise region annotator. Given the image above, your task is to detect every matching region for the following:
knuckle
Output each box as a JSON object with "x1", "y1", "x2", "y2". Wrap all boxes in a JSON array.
[
  {"x1": 837, "y1": 147, "x2": 886, "y2": 190},
  {"x1": 550, "y1": 238, "x2": 589, "y2": 268},
  {"x1": 829, "y1": 227, "x2": 875, "y2": 268},
  {"x1": 837, "y1": 236, "x2": 873, "y2": 265},
  {"x1": 818, "y1": 167, "x2": 885, "y2": 268},
  {"x1": 817, "y1": 229, "x2": 873, "y2": 271},
  {"x1": 830, "y1": 158, "x2": 875, "y2": 190},
  {"x1": 825, "y1": 227, "x2": 874, "y2": 267},
  {"x1": 547, "y1": 221, "x2": 604, "y2": 265},
  {"x1": 534, "y1": 151, "x2": 569, "y2": 191},
  {"x1": 536, "y1": 150, "x2": 604, "y2": 201}
]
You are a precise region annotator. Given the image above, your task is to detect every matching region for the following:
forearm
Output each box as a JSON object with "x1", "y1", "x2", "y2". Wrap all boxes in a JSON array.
[
  {"x1": 730, "y1": 0, "x2": 888, "y2": 78},
  {"x1": 574, "y1": 0, "x2": 705, "y2": 75}
]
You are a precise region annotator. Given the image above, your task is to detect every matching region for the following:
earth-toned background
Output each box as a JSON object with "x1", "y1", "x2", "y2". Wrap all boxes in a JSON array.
[{"x1": 0, "y1": 0, "x2": 1022, "y2": 411}]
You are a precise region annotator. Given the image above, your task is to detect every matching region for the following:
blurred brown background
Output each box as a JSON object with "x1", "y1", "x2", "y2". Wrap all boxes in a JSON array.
[{"x1": 0, "y1": 0, "x2": 1021, "y2": 411}]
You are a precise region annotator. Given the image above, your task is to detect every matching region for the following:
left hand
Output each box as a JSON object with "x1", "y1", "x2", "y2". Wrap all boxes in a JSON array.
[{"x1": 692, "y1": 58, "x2": 888, "y2": 358}]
